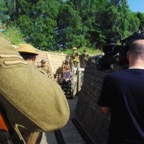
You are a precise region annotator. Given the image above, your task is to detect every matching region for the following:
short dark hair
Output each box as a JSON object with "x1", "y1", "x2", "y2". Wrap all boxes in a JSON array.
[
  {"x1": 130, "y1": 40, "x2": 144, "y2": 55},
  {"x1": 19, "y1": 52, "x2": 37, "y2": 60},
  {"x1": 41, "y1": 59, "x2": 46, "y2": 63}
]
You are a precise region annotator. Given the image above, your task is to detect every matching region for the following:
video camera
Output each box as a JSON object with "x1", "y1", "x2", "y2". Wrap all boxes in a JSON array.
[{"x1": 96, "y1": 27, "x2": 144, "y2": 70}]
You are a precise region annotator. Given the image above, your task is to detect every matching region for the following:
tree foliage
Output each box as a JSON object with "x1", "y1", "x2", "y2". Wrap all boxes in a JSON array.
[{"x1": 0, "y1": 0, "x2": 143, "y2": 51}]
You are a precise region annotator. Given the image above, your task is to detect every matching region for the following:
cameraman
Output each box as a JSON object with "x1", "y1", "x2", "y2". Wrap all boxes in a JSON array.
[{"x1": 98, "y1": 40, "x2": 144, "y2": 144}]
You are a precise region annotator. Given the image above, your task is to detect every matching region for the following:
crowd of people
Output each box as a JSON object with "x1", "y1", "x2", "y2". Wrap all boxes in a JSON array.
[
  {"x1": 63, "y1": 47, "x2": 89, "y2": 72},
  {"x1": 54, "y1": 47, "x2": 90, "y2": 86},
  {"x1": 2, "y1": 30, "x2": 144, "y2": 144},
  {"x1": 0, "y1": 36, "x2": 89, "y2": 143}
]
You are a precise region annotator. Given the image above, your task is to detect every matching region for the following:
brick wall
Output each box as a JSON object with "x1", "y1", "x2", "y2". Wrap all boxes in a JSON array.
[{"x1": 75, "y1": 57, "x2": 110, "y2": 144}]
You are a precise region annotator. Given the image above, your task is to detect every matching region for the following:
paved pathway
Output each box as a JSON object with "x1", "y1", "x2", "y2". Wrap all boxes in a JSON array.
[{"x1": 40, "y1": 97, "x2": 86, "y2": 144}]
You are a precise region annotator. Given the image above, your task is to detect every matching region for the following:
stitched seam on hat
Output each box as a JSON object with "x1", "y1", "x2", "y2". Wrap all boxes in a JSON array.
[{"x1": 0, "y1": 54, "x2": 22, "y2": 59}]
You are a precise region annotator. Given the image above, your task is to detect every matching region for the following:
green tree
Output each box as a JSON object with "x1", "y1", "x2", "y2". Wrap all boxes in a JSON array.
[
  {"x1": 69, "y1": 0, "x2": 107, "y2": 48},
  {"x1": 116, "y1": 0, "x2": 139, "y2": 37},
  {"x1": 97, "y1": 0, "x2": 139, "y2": 46},
  {"x1": 16, "y1": 0, "x2": 59, "y2": 50},
  {"x1": 0, "y1": 0, "x2": 142, "y2": 51},
  {"x1": 136, "y1": 12, "x2": 144, "y2": 28},
  {"x1": 56, "y1": 2, "x2": 85, "y2": 49},
  {"x1": 0, "y1": 0, "x2": 15, "y2": 23}
]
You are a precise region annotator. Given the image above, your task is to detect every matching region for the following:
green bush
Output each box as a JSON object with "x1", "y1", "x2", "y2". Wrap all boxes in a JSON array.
[{"x1": 3, "y1": 25, "x2": 25, "y2": 45}]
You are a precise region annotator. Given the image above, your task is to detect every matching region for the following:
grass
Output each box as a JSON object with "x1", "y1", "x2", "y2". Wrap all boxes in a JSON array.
[
  {"x1": 4, "y1": 26, "x2": 25, "y2": 45},
  {"x1": 62, "y1": 46, "x2": 103, "y2": 56}
]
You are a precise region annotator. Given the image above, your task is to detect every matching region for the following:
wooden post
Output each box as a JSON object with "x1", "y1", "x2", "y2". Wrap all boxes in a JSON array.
[
  {"x1": 71, "y1": 64, "x2": 74, "y2": 98},
  {"x1": 77, "y1": 63, "x2": 81, "y2": 93},
  {"x1": 46, "y1": 52, "x2": 54, "y2": 79},
  {"x1": 71, "y1": 63, "x2": 84, "y2": 97}
]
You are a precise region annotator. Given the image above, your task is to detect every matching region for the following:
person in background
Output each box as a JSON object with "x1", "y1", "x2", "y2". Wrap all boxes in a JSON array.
[
  {"x1": 17, "y1": 44, "x2": 43, "y2": 144},
  {"x1": 0, "y1": 34, "x2": 69, "y2": 143},
  {"x1": 17, "y1": 44, "x2": 38, "y2": 65},
  {"x1": 72, "y1": 47, "x2": 78, "y2": 58},
  {"x1": 71, "y1": 47, "x2": 80, "y2": 68},
  {"x1": 80, "y1": 49, "x2": 89, "y2": 68},
  {"x1": 62, "y1": 60, "x2": 71, "y2": 74},
  {"x1": 70, "y1": 47, "x2": 80, "y2": 75},
  {"x1": 98, "y1": 39, "x2": 144, "y2": 144},
  {"x1": 66, "y1": 54, "x2": 71, "y2": 63},
  {"x1": 17, "y1": 43, "x2": 69, "y2": 144},
  {"x1": 38, "y1": 59, "x2": 53, "y2": 79}
]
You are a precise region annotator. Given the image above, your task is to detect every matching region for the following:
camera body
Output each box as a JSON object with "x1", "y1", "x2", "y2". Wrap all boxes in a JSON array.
[{"x1": 96, "y1": 27, "x2": 144, "y2": 70}]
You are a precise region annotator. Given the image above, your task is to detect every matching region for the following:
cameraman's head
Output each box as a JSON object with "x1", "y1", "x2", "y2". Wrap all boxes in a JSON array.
[{"x1": 127, "y1": 40, "x2": 144, "y2": 68}]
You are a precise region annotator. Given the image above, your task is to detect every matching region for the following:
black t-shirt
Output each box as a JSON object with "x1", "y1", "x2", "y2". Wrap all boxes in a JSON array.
[{"x1": 98, "y1": 69, "x2": 144, "y2": 144}]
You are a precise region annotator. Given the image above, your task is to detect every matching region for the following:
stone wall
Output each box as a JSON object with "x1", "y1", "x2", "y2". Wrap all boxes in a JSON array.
[{"x1": 75, "y1": 57, "x2": 110, "y2": 144}]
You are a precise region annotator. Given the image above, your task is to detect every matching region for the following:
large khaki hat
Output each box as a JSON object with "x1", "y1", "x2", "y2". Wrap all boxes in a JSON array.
[
  {"x1": 18, "y1": 44, "x2": 39, "y2": 55},
  {"x1": 72, "y1": 47, "x2": 77, "y2": 50},
  {"x1": 0, "y1": 36, "x2": 69, "y2": 131}
]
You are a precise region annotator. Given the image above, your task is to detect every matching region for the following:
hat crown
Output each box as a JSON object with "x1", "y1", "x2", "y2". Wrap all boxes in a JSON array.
[
  {"x1": 18, "y1": 44, "x2": 38, "y2": 55},
  {"x1": 72, "y1": 47, "x2": 77, "y2": 50}
]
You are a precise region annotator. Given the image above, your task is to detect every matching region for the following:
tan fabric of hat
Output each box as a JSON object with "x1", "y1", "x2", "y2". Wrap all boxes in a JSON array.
[
  {"x1": 72, "y1": 47, "x2": 77, "y2": 50},
  {"x1": 0, "y1": 35, "x2": 70, "y2": 132},
  {"x1": 17, "y1": 44, "x2": 39, "y2": 55}
]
